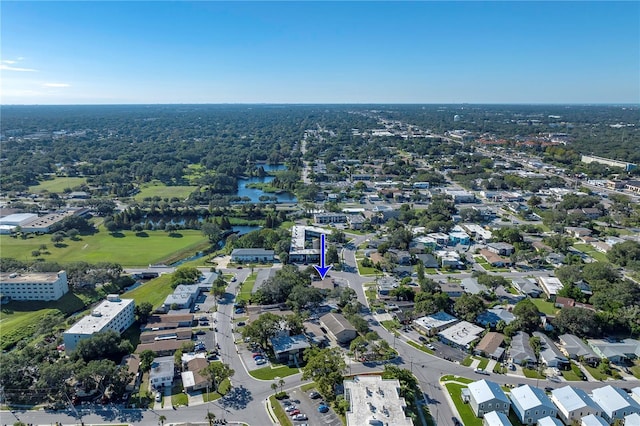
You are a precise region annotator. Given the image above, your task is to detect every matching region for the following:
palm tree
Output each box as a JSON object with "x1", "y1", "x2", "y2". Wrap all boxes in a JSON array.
[
  {"x1": 158, "y1": 415, "x2": 167, "y2": 426},
  {"x1": 205, "y1": 410, "x2": 216, "y2": 426},
  {"x1": 270, "y1": 383, "x2": 278, "y2": 394},
  {"x1": 278, "y1": 378, "x2": 285, "y2": 393}
]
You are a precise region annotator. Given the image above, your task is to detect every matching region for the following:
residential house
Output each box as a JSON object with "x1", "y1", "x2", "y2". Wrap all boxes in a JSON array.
[
  {"x1": 479, "y1": 249, "x2": 513, "y2": 267},
  {"x1": 468, "y1": 379, "x2": 510, "y2": 418},
  {"x1": 449, "y1": 225, "x2": 470, "y2": 245},
  {"x1": 477, "y1": 308, "x2": 515, "y2": 328},
  {"x1": 632, "y1": 387, "x2": 640, "y2": 405},
  {"x1": 511, "y1": 278, "x2": 542, "y2": 298},
  {"x1": 534, "y1": 332, "x2": 569, "y2": 369},
  {"x1": 435, "y1": 250, "x2": 463, "y2": 268},
  {"x1": 121, "y1": 354, "x2": 141, "y2": 392},
  {"x1": 483, "y1": 411, "x2": 512, "y2": 426},
  {"x1": 487, "y1": 242, "x2": 515, "y2": 256},
  {"x1": 625, "y1": 413, "x2": 640, "y2": 426},
  {"x1": 149, "y1": 356, "x2": 174, "y2": 390},
  {"x1": 538, "y1": 276, "x2": 564, "y2": 299},
  {"x1": 415, "y1": 253, "x2": 439, "y2": 269},
  {"x1": 565, "y1": 227, "x2": 592, "y2": 238},
  {"x1": 581, "y1": 414, "x2": 609, "y2": 426},
  {"x1": 558, "y1": 334, "x2": 600, "y2": 366},
  {"x1": 181, "y1": 357, "x2": 209, "y2": 392},
  {"x1": 510, "y1": 332, "x2": 536, "y2": 367},
  {"x1": 473, "y1": 332, "x2": 506, "y2": 360},
  {"x1": 388, "y1": 249, "x2": 411, "y2": 265},
  {"x1": 550, "y1": 386, "x2": 600, "y2": 425},
  {"x1": 538, "y1": 417, "x2": 563, "y2": 426},
  {"x1": 509, "y1": 384, "x2": 557, "y2": 425},
  {"x1": 587, "y1": 339, "x2": 640, "y2": 364},
  {"x1": 461, "y1": 277, "x2": 488, "y2": 295},
  {"x1": 439, "y1": 282, "x2": 463, "y2": 297},
  {"x1": 320, "y1": 312, "x2": 358, "y2": 344},
  {"x1": 591, "y1": 385, "x2": 640, "y2": 423}
]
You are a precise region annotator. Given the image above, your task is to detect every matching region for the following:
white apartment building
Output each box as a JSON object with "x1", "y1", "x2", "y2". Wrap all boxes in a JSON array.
[
  {"x1": 0, "y1": 270, "x2": 69, "y2": 301},
  {"x1": 63, "y1": 295, "x2": 135, "y2": 352}
]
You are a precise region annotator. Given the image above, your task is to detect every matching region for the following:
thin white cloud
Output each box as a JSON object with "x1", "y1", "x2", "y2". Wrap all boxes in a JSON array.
[
  {"x1": 3, "y1": 60, "x2": 16, "y2": 64},
  {"x1": 43, "y1": 83, "x2": 71, "y2": 88},
  {"x1": 0, "y1": 63, "x2": 37, "y2": 72}
]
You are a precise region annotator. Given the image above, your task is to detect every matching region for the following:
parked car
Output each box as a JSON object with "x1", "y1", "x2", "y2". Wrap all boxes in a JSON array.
[
  {"x1": 237, "y1": 321, "x2": 246, "y2": 326},
  {"x1": 474, "y1": 368, "x2": 489, "y2": 375},
  {"x1": 235, "y1": 308, "x2": 244, "y2": 314},
  {"x1": 285, "y1": 405, "x2": 297, "y2": 412},
  {"x1": 255, "y1": 358, "x2": 267, "y2": 365},
  {"x1": 155, "y1": 392, "x2": 162, "y2": 402},
  {"x1": 289, "y1": 409, "x2": 300, "y2": 416},
  {"x1": 426, "y1": 344, "x2": 435, "y2": 350},
  {"x1": 318, "y1": 404, "x2": 329, "y2": 413},
  {"x1": 252, "y1": 353, "x2": 263, "y2": 359},
  {"x1": 309, "y1": 391, "x2": 321, "y2": 399},
  {"x1": 452, "y1": 417, "x2": 462, "y2": 426},
  {"x1": 418, "y1": 336, "x2": 427, "y2": 343},
  {"x1": 293, "y1": 414, "x2": 308, "y2": 421}
]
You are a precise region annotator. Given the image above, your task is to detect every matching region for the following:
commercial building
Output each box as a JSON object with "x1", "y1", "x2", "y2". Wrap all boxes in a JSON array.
[
  {"x1": 344, "y1": 375, "x2": 413, "y2": 426},
  {"x1": 230, "y1": 248, "x2": 275, "y2": 263},
  {"x1": 289, "y1": 225, "x2": 332, "y2": 264},
  {"x1": 509, "y1": 384, "x2": 557, "y2": 425},
  {"x1": 0, "y1": 270, "x2": 69, "y2": 301},
  {"x1": 313, "y1": 212, "x2": 347, "y2": 224},
  {"x1": 445, "y1": 189, "x2": 476, "y2": 203},
  {"x1": 550, "y1": 386, "x2": 600, "y2": 425},
  {"x1": 270, "y1": 334, "x2": 310, "y2": 364},
  {"x1": 468, "y1": 379, "x2": 510, "y2": 418},
  {"x1": 63, "y1": 295, "x2": 135, "y2": 352},
  {"x1": 581, "y1": 155, "x2": 637, "y2": 172},
  {"x1": 438, "y1": 321, "x2": 484, "y2": 349},
  {"x1": 413, "y1": 312, "x2": 458, "y2": 336}
]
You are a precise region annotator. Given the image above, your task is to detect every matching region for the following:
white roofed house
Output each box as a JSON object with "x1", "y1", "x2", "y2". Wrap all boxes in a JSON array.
[
  {"x1": 581, "y1": 414, "x2": 609, "y2": 426},
  {"x1": 587, "y1": 338, "x2": 640, "y2": 365},
  {"x1": 537, "y1": 417, "x2": 563, "y2": 426},
  {"x1": 483, "y1": 411, "x2": 512, "y2": 426},
  {"x1": 591, "y1": 385, "x2": 640, "y2": 423},
  {"x1": 467, "y1": 379, "x2": 510, "y2": 418},
  {"x1": 509, "y1": 384, "x2": 557, "y2": 425},
  {"x1": 149, "y1": 356, "x2": 174, "y2": 391},
  {"x1": 537, "y1": 276, "x2": 564, "y2": 299},
  {"x1": 550, "y1": 386, "x2": 600, "y2": 425},
  {"x1": 437, "y1": 321, "x2": 484, "y2": 350}
]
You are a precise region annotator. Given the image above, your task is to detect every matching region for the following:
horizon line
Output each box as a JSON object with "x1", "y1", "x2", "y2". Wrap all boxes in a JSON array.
[{"x1": 2, "y1": 102, "x2": 639, "y2": 107}]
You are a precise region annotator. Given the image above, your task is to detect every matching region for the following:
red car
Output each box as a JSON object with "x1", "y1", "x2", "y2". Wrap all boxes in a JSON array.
[
  {"x1": 252, "y1": 353, "x2": 263, "y2": 359},
  {"x1": 289, "y1": 409, "x2": 300, "y2": 416}
]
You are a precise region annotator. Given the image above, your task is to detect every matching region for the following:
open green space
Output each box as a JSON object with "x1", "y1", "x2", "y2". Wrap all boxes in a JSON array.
[
  {"x1": 444, "y1": 383, "x2": 482, "y2": 426},
  {"x1": 522, "y1": 368, "x2": 545, "y2": 379},
  {"x1": 583, "y1": 364, "x2": 619, "y2": 381},
  {"x1": 237, "y1": 273, "x2": 257, "y2": 303},
  {"x1": 574, "y1": 244, "x2": 609, "y2": 263},
  {"x1": 356, "y1": 258, "x2": 378, "y2": 276},
  {"x1": 461, "y1": 356, "x2": 473, "y2": 367},
  {"x1": 1, "y1": 229, "x2": 209, "y2": 267},
  {"x1": 530, "y1": 298, "x2": 559, "y2": 316},
  {"x1": 202, "y1": 378, "x2": 230, "y2": 402},
  {"x1": 562, "y1": 363, "x2": 584, "y2": 381},
  {"x1": 441, "y1": 375, "x2": 473, "y2": 384},
  {"x1": 133, "y1": 180, "x2": 196, "y2": 201},
  {"x1": 29, "y1": 177, "x2": 87, "y2": 193},
  {"x1": 249, "y1": 365, "x2": 300, "y2": 380},
  {"x1": 123, "y1": 274, "x2": 174, "y2": 310},
  {"x1": 475, "y1": 356, "x2": 489, "y2": 370},
  {"x1": 171, "y1": 382, "x2": 188, "y2": 406},
  {"x1": 0, "y1": 291, "x2": 96, "y2": 350},
  {"x1": 631, "y1": 361, "x2": 640, "y2": 379}
]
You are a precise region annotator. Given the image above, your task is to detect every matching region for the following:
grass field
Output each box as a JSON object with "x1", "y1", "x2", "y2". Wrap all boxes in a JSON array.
[
  {"x1": 202, "y1": 378, "x2": 230, "y2": 402},
  {"x1": 269, "y1": 395, "x2": 292, "y2": 426},
  {"x1": 356, "y1": 258, "x2": 378, "y2": 276},
  {"x1": 1, "y1": 229, "x2": 209, "y2": 267},
  {"x1": 250, "y1": 365, "x2": 300, "y2": 380},
  {"x1": 29, "y1": 177, "x2": 87, "y2": 193},
  {"x1": 531, "y1": 298, "x2": 559, "y2": 316},
  {"x1": 123, "y1": 274, "x2": 175, "y2": 309},
  {"x1": 237, "y1": 273, "x2": 257, "y2": 303},
  {"x1": 562, "y1": 363, "x2": 584, "y2": 381},
  {"x1": 574, "y1": 244, "x2": 609, "y2": 263},
  {"x1": 133, "y1": 180, "x2": 197, "y2": 201},
  {"x1": 522, "y1": 368, "x2": 545, "y2": 379},
  {"x1": 444, "y1": 383, "x2": 482, "y2": 426}
]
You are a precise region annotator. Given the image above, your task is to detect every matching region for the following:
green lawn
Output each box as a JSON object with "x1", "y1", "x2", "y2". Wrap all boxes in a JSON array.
[
  {"x1": 269, "y1": 395, "x2": 292, "y2": 426},
  {"x1": 29, "y1": 177, "x2": 87, "y2": 193},
  {"x1": 583, "y1": 364, "x2": 619, "y2": 381},
  {"x1": 441, "y1": 375, "x2": 473, "y2": 384},
  {"x1": 444, "y1": 383, "x2": 482, "y2": 426},
  {"x1": 237, "y1": 273, "x2": 257, "y2": 303},
  {"x1": 476, "y1": 356, "x2": 489, "y2": 370},
  {"x1": 574, "y1": 244, "x2": 609, "y2": 263},
  {"x1": 249, "y1": 365, "x2": 300, "y2": 380},
  {"x1": 407, "y1": 340, "x2": 434, "y2": 354},
  {"x1": 461, "y1": 356, "x2": 473, "y2": 367},
  {"x1": 522, "y1": 368, "x2": 545, "y2": 379},
  {"x1": 562, "y1": 363, "x2": 584, "y2": 381},
  {"x1": 356, "y1": 258, "x2": 378, "y2": 276},
  {"x1": 530, "y1": 298, "x2": 559, "y2": 316},
  {"x1": 122, "y1": 274, "x2": 175, "y2": 309},
  {"x1": 631, "y1": 361, "x2": 640, "y2": 380},
  {"x1": 133, "y1": 180, "x2": 196, "y2": 201},
  {"x1": 381, "y1": 319, "x2": 401, "y2": 331},
  {"x1": 1, "y1": 229, "x2": 209, "y2": 267},
  {"x1": 171, "y1": 382, "x2": 189, "y2": 406},
  {"x1": 202, "y1": 378, "x2": 230, "y2": 402}
]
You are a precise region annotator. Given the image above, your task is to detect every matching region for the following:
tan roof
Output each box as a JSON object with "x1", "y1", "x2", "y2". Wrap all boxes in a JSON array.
[
  {"x1": 140, "y1": 328, "x2": 192, "y2": 344},
  {"x1": 480, "y1": 249, "x2": 511, "y2": 265},
  {"x1": 147, "y1": 314, "x2": 194, "y2": 324},
  {"x1": 188, "y1": 358, "x2": 209, "y2": 386},
  {"x1": 475, "y1": 332, "x2": 505, "y2": 354},
  {"x1": 136, "y1": 339, "x2": 185, "y2": 354},
  {"x1": 121, "y1": 354, "x2": 140, "y2": 385}
]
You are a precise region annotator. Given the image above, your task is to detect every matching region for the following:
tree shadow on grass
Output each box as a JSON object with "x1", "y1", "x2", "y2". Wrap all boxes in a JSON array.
[
  {"x1": 135, "y1": 232, "x2": 149, "y2": 238},
  {"x1": 168, "y1": 232, "x2": 183, "y2": 238},
  {"x1": 110, "y1": 232, "x2": 126, "y2": 238}
]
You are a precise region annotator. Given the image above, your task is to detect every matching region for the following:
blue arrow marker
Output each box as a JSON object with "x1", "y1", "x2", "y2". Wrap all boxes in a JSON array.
[{"x1": 313, "y1": 234, "x2": 333, "y2": 279}]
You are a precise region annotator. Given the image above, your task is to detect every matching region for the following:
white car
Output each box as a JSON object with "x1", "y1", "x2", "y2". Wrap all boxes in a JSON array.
[
  {"x1": 285, "y1": 405, "x2": 297, "y2": 412},
  {"x1": 293, "y1": 414, "x2": 308, "y2": 421},
  {"x1": 474, "y1": 368, "x2": 489, "y2": 375},
  {"x1": 155, "y1": 392, "x2": 162, "y2": 402}
]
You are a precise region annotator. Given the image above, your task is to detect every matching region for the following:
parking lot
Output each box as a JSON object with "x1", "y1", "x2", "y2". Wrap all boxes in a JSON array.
[{"x1": 279, "y1": 388, "x2": 341, "y2": 426}]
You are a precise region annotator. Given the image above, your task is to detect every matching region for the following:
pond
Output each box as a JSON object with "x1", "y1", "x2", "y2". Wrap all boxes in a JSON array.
[{"x1": 236, "y1": 164, "x2": 297, "y2": 203}]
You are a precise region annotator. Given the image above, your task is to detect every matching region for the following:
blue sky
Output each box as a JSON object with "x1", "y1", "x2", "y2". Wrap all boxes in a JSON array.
[{"x1": 1, "y1": 1, "x2": 638, "y2": 104}]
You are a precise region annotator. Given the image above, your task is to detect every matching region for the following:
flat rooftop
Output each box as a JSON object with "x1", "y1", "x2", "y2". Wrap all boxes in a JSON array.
[
  {"x1": 345, "y1": 375, "x2": 413, "y2": 426},
  {"x1": 66, "y1": 298, "x2": 133, "y2": 335},
  {"x1": 0, "y1": 271, "x2": 64, "y2": 284}
]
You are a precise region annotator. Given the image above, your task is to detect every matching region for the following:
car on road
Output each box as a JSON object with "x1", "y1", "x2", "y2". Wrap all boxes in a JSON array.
[
  {"x1": 289, "y1": 409, "x2": 300, "y2": 416},
  {"x1": 292, "y1": 414, "x2": 308, "y2": 421},
  {"x1": 474, "y1": 368, "x2": 489, "y2": 375},
  {"x1": 309, "y1": 391, "x2": 321, "y2": 399},
  {"x1": 231, "y1": 276, "x2": 237, "y2": 282},
  {"x1": 544, "y1": 387, "x2": 554, "y2": 393},
  {"x1": 318, "y1": 404, "x2": 329, "y2": 413}
]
